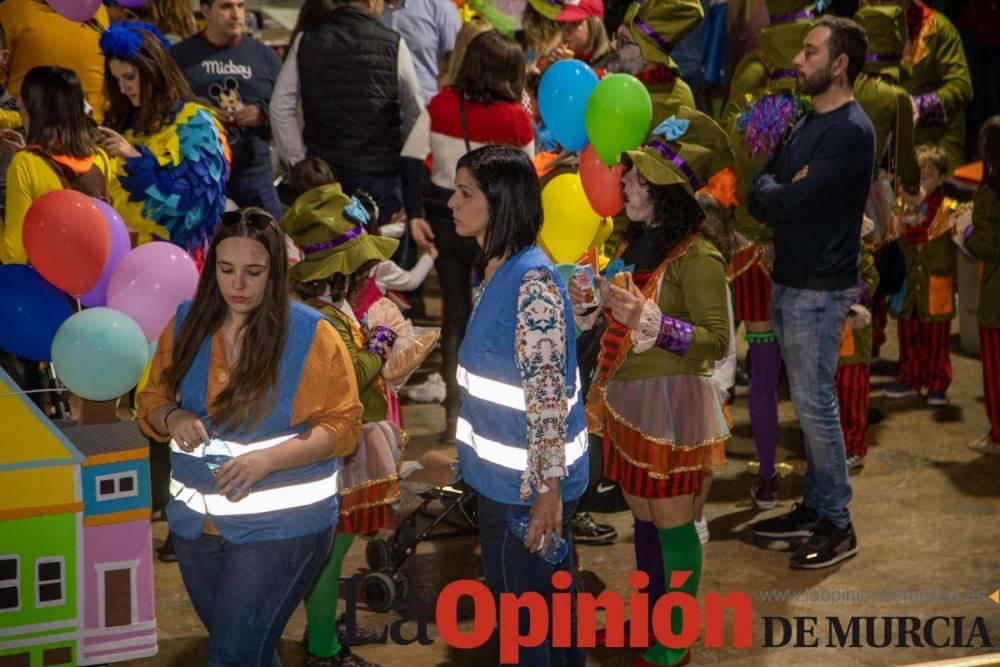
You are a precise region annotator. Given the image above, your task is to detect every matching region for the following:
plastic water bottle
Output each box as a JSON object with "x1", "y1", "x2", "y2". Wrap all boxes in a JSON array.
[
  {"x1": 505, "y1": 508, "x2": 569, "y2": 565},
  {"x1": 202, "y1": 438, "x2": 233, "y2": 475}
]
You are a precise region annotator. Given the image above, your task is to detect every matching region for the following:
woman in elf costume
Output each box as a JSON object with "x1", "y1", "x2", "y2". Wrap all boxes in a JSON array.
[
  {"x1": 569, "y1": 106, "x2": 731, "y2": 667},
  {"x1": 284, "y1": 184, "x2": 405, "y2": 667},
  {"x1": 98, "y1": 21, "x2": 230, "y2": 258},
  {"x1": 720, "y1": 0, "x2": 823, "y2": 510}
]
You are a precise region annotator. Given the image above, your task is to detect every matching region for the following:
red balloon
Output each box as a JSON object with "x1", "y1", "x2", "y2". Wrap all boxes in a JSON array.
[
  {"x1": 580, "y1": 144, "x2": 625, "y2": 217},
  {"x1": 23, "y1": 190, "x2": 111, "y2": 296}
]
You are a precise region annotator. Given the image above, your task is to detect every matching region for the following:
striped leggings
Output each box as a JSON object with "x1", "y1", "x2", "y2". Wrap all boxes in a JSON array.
[
  {"x1": 896, "y1": 316, "x2": 953, "y2": 393},
  {"x1": 835, "y1": 363, "x2": 870, "y2": 458},
  {"x1": 982, "y1": 326, "x2": 1000, "y2": 443}
]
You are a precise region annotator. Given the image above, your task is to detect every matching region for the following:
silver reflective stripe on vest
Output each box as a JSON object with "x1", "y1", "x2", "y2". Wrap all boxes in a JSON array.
[
  {"x1": 456, "y1": 365, "x2": 581, "y2": 411},
  {"x1": 168, "y1": 434, "x2": 339, "y2": 516},
  {"x1": 168, "y1": 472, "x2": 340, "y2": 516},
  {"x1": 455, "y1": 417, "x2": 588, "y2": 471}
]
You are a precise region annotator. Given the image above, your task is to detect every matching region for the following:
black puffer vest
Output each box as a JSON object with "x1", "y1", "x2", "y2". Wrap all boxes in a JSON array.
[{"x1": 298, "y1": 7, "x2": 402, "y2": 174}]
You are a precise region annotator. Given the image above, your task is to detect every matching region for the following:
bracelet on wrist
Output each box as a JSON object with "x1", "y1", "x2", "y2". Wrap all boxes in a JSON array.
[{"x1": 163, "y1": 404, "x2": 182, "y2": 430}]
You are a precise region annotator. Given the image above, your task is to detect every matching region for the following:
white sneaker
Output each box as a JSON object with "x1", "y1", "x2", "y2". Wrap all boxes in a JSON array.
[
  {"x1": 968, "y1": 433, "x2": 1000, "y2": 456},
  {"x1": 402, "y1": 373, "x2": 446, "y2": 403},
  {"x1": 695, "y1": 517, "x2": 710, "y2": 545},
  {"x1": 846, "y1": 454, "x2": 865, "y2": 470}
]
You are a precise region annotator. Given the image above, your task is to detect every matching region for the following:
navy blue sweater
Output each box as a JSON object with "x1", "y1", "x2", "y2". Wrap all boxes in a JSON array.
[{"x1": 748, "y1": 99, "x2": 875, "y2": 291}]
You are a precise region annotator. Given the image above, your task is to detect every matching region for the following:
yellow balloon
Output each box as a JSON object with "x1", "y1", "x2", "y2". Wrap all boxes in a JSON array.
[
  {"x1": 136, "y1": 357, "x2": 153, "y2": 394},
  {"x1": 538, "y1": 173, "x2": 602, "y2": 263}
]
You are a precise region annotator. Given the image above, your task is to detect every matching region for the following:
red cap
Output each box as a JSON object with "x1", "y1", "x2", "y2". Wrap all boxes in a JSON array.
[{"x1": 554, "y1": 0, "x2": 604, "y2": 22}]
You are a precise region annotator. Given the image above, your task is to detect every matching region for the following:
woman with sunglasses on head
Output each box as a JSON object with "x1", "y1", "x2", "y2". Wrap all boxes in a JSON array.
[
  {"x1": 136, "y1": 208, "x2": 364, "y2": 667},
  {"x1": 568, "y1": 108, "x2": 731, "y2": 667},
  {"x1": 98, "y1": 21, "x2": 229, "y2": 256},
  {"x1": 452, "y1": 144, "x2": 589, "y2": 666}
]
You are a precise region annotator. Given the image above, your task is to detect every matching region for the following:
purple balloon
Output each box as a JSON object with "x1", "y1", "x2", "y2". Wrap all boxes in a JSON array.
[
  {"x1": 80, "y1": 200, "x2": 132, "y2": 308},
  {"x1": 117, "y1": 0, "x2": 148, "y2": 8},
  {"x1": 48, "y1": 0, "x2": 102, "y2": 22},
  {"x1": 107, "y1": 242, "x2": 200, "y2": 342}
]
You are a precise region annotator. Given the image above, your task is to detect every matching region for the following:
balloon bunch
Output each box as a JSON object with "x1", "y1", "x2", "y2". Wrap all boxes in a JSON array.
[
  {"x1": 0, "y1": 190, "x2": 199, "y2": 400},
  {"x1": 534, "y1": 61, "x2": 652, "y2": 264},
  {"x1": 47, "y1": 0, "x2": 148, "y2": 23}
]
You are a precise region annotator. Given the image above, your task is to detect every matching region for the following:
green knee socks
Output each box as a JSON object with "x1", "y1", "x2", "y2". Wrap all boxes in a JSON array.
[
  {"x1": 643, "y1": 521, "x2": 702, "y2": 666},
  {"x1": 304, "y1": 533, "x2": 356, "y2": 658}
]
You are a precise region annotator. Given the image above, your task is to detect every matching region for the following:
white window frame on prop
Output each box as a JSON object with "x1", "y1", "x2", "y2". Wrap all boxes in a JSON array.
[
  {"x1": 35, "y1": 556, "x2": 65, "y2": 608},
  {"x1": 95, "y1": 471, "x2": 139, "y2": 501},
  {"x1": 0, "y1": 555, "x2": 20, "y2": 612}
]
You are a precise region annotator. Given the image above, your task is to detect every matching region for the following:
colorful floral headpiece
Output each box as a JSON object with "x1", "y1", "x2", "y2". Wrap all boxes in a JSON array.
[{"x1": 99, "y1": 21, "x2": 172, "y2": 60}]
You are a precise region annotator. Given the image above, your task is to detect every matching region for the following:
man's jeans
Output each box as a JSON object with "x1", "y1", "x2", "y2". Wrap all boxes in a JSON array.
[
  {"x1": 228, "y1": 168, "x2": 283, "y2": 220},
  {"x1": 771, "y1": 283, "x2": 856, "y2": 529},
  {"x1": 173, "y1": 527, "x2": 333, "y2": 667},
  {"x1": 478, "y1": 494, "x2": 584, "y2": 667}
]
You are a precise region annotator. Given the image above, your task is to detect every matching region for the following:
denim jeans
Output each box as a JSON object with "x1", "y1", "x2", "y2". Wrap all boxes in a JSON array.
[
  {"x1": 331, "y1": 164, "x2": 403, "y2": 226},
  {"x1": 173, "y1": 527, "x2": 334, "y2": 667},
  {"x1": 227, "y1": 168, "x2": 283, "y2": 220},
  {"x1": 771, "y1": 283, "x2": 857, "y2": 529},
  {"x1": 477, "y1": 494, "x2": 584, "y2": 667}
]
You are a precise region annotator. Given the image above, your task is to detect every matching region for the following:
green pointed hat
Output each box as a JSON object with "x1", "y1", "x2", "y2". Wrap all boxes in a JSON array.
[
  {"x1": 527, "y1": 0, "x2": 562, "y2": 21},
  {"x1": 757, "y1": 19, "x2": 815, "y2": 92},
  {"x1": 624, "y1": 105, "x2": 733, "y2": 195},
  {"x1": 623, "y1": 0, "x2": 704, "y2": 69},
  {"x1": 853, "y1": 5, "x2": 906, "y2": 81},
  {"x1": 280, "y1": 183, "x2": 398, "y2": 283}
]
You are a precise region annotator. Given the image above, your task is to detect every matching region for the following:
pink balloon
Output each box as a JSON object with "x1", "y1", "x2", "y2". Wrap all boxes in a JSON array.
[
  {"x1": 107, "y1": 242, "x2": 199, "y2": 342},
  {"x1": 48, "y1": 0, "x2": 102, "y2": 22},
  {"x1": 80, "y1": 201, "x2": 132, "y2": 308}
]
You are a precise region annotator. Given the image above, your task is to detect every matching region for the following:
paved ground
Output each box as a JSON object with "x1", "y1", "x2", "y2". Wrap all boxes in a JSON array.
[{"x1": 126, "y1": 308, "x2": 1000, "y2": 666}]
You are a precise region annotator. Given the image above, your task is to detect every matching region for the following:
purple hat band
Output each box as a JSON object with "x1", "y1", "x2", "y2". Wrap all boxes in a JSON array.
[
  {"x1": 769, "y1": 68, "x2": 797, "y2": 81},
  {"x1": 632, "y1": 16, "x2": 675, "y2": 55},
  {"x1": 769, "y1": 8, "x2": 815, "y2": 23},
  {"x1": 301, "y1": 224, "x2": 365, "y2": 256},
  {"x1": 866, "y1": 53, "x2": 901, "y2": 64},
  {"x1": 648, "y1": 139, "x2": 701, "y2": 191}
]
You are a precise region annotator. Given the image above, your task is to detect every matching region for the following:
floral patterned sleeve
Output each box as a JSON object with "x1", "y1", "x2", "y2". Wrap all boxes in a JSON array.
[{"x1": 515, "y1": 268, "x2": 570, "y2": 501}]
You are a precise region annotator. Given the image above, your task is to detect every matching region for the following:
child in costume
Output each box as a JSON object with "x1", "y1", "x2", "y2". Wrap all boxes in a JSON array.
[
  {"x1": 963, "y1": 116, "x2": 1000, "y2": 455},
  {"x1": 721, "y1": 0, "x2": 823, "y2": 509},
  {"x1": 885, "y1": 144, "x2": 959, "y2": 406},
  {"x1": 98, "y1": 21, "x2": 229, "y2": 257},
  {"x1": 283, "y1": 184, "x2": 407, "y2": 667},
  {"x1": 570, "y1": 107, "x2": 731, "y2": 667}
]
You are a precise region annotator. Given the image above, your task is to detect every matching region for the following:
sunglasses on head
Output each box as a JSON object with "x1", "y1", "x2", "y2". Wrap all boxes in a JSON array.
[{"x1": 221, "y1": 208, "x2": 276, "y2": 231}]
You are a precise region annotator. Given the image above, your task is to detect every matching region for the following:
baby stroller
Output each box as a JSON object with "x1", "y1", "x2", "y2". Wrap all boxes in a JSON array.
[{"x1": 360, "y1": 454, "x2": 479, "y2": 612}]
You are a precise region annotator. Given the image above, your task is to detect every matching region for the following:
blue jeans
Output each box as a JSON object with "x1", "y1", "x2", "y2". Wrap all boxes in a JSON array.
[
  {"x1": 228, "y1": 168, "x2": 283, "y2": 220},
  {"x1": 771, "y1": 283, "x2": 856, "y2": 529},
  {"x1": 173, "y1": 527, "x2": 334, "y2": 667},
  {"x1": 477, "y1": 494, "x2": 584, "y2": 667},
  {"x1": 331, "y1": 164, "x2": 402, "y2": 226}
]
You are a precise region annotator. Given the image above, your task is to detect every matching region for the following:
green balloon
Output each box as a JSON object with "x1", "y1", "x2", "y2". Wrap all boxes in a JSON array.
[
  {"x1": 584, "y1": 73, "x2": 653, "y2": 167},
  {"x1": 51, "y1": 308, "x2": 149, "y2": 401}
]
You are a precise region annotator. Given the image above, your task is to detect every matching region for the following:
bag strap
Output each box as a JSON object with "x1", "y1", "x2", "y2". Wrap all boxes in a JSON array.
[{"x1": 458, "y1": 95, "x2": 472, "y2": 153}]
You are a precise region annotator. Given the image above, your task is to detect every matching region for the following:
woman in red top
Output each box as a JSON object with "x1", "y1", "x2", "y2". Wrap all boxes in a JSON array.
[{"x1": 402, "y1": 29, "x2": 535, "y2": 442}]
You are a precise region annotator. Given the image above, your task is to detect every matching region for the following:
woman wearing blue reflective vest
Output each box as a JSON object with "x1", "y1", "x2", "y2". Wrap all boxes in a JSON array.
[
  {"x1": 137, "y1": 207, "x2": 364, "y2": 667},
  {"x1": 451, "y1": 145, "x2": 589, "y2": 666}
]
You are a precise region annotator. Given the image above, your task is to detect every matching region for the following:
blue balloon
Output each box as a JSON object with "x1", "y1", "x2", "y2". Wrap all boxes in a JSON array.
[
  {"x1": 0, "y1": 265, "x2": 72, "y2": 361},
  {"x1": 537, "y1": 59, "x2": 599, "y2": 152},
  {"x1": 51, "y1": 308, "x2": 149, "y2": 401}
]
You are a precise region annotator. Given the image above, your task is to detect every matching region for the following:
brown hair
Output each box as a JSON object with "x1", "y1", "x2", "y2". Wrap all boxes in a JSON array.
[
  {"x1": 153, "y1": 0, "x2": 198, "y2": 40},
  {"x1": 452, "y1": 30, "x2": 526, "y2": 104},
  {"x1": 440, "y1": 17, "x2": 493, "y2": 88},
  {"x1": 291, "y1": 257, "x2": 379, "y2": 305},
  {"x1": 161, "y1": 208, "x2": 290, "y2": 435},
  {"x1": 980, "y1": 115, "x2": 1000, "y2": 199},
  {"x1": 103, "y1": 29, "x2": 201, "y2": 135},
  {"x1": 21, "y1": 66, "x2": 99, "y2": 158},
  {"x1": 522, "y1": 5, "x2": 560, "y2": 60},
  {"x1": 288, "y1": 157, "x2": 338, "y2": 199},
  {"x1": 696, "y1": 193, "x2": 736, "y2": 263},
  {"x1": 916, "y1": 143, "x2": 949, "y2": 178},
  {"x1": 577, "y1": 16, "x2": 610, "y2": 63}
]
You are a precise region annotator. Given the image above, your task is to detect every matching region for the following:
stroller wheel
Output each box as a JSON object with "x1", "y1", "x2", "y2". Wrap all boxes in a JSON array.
[
  {"x1": 361, "y1": 571, "x2": 397, "y2": 613},
  {"x1": 365, "y1": 538, "x2": 391, "y2": 571},
  {"x1": 394, "y1": 571, "x2": 409, "y2": 600}
]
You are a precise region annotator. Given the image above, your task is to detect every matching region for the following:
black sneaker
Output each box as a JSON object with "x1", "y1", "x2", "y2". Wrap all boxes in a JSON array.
[
  {"x1": 753, "y1": 503, "x2": 819, "y2": 539},
  {"x1": 789, "y1": 519, "x2": 858, "y2": 569},
  {"x1": 571, "y1": 512, "x2": 618, "y2": 545},
  {"x1": 750, "y1": 474, "x2": 779, "y2": 510},
  {"x1": 336, "y1": 614, "x2": 384, "y2": 645}
]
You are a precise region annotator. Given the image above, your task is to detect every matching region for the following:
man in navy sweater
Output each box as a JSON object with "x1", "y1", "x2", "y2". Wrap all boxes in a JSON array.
[
  {"x1": 172, "y1": 0, "x2": 282, "y2": 218},
  {"x1": 748, "y1": 16, "x2": 875, "y2": 569}
]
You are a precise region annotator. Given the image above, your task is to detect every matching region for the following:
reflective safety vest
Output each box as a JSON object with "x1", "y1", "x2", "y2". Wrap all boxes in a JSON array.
[
  {"x1": 166, "y1": 300, "x2": 341, "y2": 544},
  {"x1": 456, "y1": 245, "x2": 589, "y2": 505}
]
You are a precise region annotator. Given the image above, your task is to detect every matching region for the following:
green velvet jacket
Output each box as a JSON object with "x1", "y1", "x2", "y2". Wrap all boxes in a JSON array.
[
  {"x1": 853, "y1": 73, "x2": 920, "y2": 193},
  {"x1": 897, "y1": 198, "x2": 959, "y2": 323},
  {"x1": 839, "y1": 247, "x2": 880, "y2": 367},
  {"x1": 966, "y1": 187, "x2": 1000, "y2": 329}
]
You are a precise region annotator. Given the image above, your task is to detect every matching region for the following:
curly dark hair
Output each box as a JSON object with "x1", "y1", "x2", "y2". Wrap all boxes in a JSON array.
[{"x1": 620, "y1": 182, "x2": 705, "y2": 271}]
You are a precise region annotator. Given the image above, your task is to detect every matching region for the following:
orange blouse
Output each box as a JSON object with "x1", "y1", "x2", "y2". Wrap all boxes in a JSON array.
[{"x1": 137, "y1": 315, "x2": 363, "y2": 457}]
